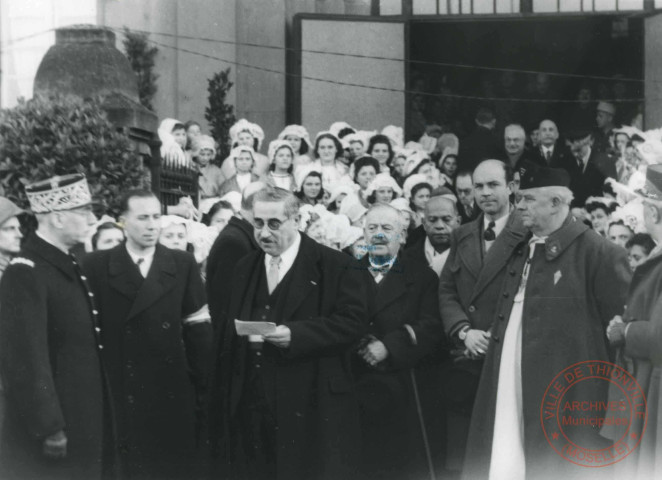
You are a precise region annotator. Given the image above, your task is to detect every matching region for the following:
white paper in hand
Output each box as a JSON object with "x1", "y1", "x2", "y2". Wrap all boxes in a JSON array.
[{"x1": 235, "y1": 319, "x2": 277, "y2": 336}]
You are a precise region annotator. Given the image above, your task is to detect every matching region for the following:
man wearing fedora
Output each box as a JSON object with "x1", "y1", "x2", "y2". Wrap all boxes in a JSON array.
[
  {"x1": 0, "y1": 174, "x2": 112, "y2": 479},
  {"x1": 462, "y1": 164, "x2": 630, "y2": 480},
  {"x1": 603, "y1": 164, "x2": 662, "y2": 479}
]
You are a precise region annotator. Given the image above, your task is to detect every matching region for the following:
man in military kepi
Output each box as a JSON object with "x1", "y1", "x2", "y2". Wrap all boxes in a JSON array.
[{"x1": 0, "y1": 174, "x2": 113, "y2": 480}]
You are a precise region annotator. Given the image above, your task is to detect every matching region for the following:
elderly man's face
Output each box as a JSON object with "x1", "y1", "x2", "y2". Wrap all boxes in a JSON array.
[
  {"x1": 504, "y1": 127, "x2": 525, "y2": 156},
  {"x1": 253, "y1": 201, "x2": 299, "y2": 256},
  {"x1": 539, "y1": 120, "x2": 559, "y2": 147},
  {"x1": 423, "y1": 198, "x2": 459, "y2": 250},
  {"x1": 515, "y1": 189, "x2": 556, "y2": 231},
  {"x1": 363, "y1": 208, "x2": 404, "y2": 259}
]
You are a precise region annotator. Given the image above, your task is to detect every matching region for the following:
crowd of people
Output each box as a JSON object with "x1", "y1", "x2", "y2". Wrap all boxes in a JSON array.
[{"x1": 0, "y1": 96, "x2": 661, "y2": 480}]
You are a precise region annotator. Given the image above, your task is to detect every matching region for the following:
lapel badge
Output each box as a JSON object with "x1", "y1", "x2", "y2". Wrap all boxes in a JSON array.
[{"x1": 554, "y1": 270, "x2": 562, "y2": 285}]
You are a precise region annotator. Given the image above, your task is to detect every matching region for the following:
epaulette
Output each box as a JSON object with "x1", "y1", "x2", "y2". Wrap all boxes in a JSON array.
[{"x1": 9, "y1": 257, "x2": 35, "y2": 268}]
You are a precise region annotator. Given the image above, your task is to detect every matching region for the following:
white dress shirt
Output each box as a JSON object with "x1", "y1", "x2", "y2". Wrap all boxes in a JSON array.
[
  {"x1": 264, "y1": 232, "x2": 301, "y2": 286},
  {"x1": 541, "y1": 145, "x2": 554, "y2": 162},
  {"x1": 424, "y1": 237, "x2": 450, "y2": 276},
  {"x1": 126, "y1": 245, "x2": 156, "y2": 278}
]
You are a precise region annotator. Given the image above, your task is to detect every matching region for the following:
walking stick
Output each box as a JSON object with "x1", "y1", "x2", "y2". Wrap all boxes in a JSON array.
[{"x1": 409, "y1": 369, "x2": 437, "y2": 480}]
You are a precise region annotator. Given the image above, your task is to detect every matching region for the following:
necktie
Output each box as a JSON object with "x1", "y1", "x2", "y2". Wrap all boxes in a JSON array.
[
  {"x1": 267, "y1": 256, "x2": 282, "y2": 294},
  {"x1": 368, "y1": 261, "x2": 391, "y2": 284},
  {"x1": 136, "y1": 258, "x2": 145, "y2": 277},
  {"x1": 484, "y1": 221, "x2": 496, "y2": 241},
  {"x1": 545, "y1": 149, "x2": 552, "y2": 162},
  {"x1": 577, "y1": 158, "x2": 584, "y2": 171},
  {"x1": 465, "y1": 204, "x2": 473, "y2": 218}
]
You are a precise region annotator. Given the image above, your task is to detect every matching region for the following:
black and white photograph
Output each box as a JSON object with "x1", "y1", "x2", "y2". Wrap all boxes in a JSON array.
[{"x1": 0, "y1": 0, "x2": 661, "y2": 479}]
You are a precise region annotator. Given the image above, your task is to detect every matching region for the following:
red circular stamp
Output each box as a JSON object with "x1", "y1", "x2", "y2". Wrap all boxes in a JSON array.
[{"x1": 540, "y1": 360, "x2": 647, "y2": 468}]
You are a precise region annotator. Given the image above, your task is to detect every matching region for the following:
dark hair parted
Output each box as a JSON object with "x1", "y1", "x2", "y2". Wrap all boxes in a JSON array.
[
  {"x1": 295, "y1": 171, "x2": 325, "y2": 202},
  {"x1": 353, "y1": 156, "x2": 380, "y2": 184},
  {"x1": 314, "y1": 133, "x2": 344, "y2": 161},
  {"x1": 626, "y1": 232, "x2": 656, "y2": 255},
  {"x1": 367, "y1": 134, "x2": 394, "y2": 165},
  {"x1": 119, "y1": 189, "x2": 159, "y2": 216}
]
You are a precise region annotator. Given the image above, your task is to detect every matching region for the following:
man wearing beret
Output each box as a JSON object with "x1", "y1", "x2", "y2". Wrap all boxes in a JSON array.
[
  {"x1": 462, "y1": 164, "x2": 631, "y2": 480},
  {"x1": 0, "y1": 175, "x2": 112, "y2": 479}
]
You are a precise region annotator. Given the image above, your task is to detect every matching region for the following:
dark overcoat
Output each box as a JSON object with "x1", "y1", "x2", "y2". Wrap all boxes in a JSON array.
[
  {"x1": 206, "y1": 215, "x2": 259, "y2": 330},
  {"x1": 439, "y1": 212, "x2": 527, "y2": 382},
  {"x1": 353, "y1": 255, "x2": 443, "y2": 480},
  {"x1": 603, "y1": 251, "x2": 662, "y2": 479},
  {"x1": 83, "y1": 244, "x2": 209, "y2": 479},
  {"x1": 463, "y1": 216, "x2": 631, "y2": 480},
  {"x1": 0, "y1": 235, "x2": 107, "y2": 479},
  {"x1": 209, "y1": 234, "x2": 369, "y2": 480}
]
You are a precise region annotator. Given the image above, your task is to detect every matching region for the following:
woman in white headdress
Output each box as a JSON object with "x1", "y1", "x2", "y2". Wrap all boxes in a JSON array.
[
  {"x1": 264, "y1": 140, "x2": 296, "y2": 191},
  {"x1": 220, "y1": 119, "x2": 270, "y2": 178},
  {"x1": 303, "y1": 132, "x2": 351, "y2": 187},
  {"x1": 218, "y1": 146, "x2": 261, "y2": 196},
  {"x1": 278, "y1": 125, "x2": 313, "y2": 170}
]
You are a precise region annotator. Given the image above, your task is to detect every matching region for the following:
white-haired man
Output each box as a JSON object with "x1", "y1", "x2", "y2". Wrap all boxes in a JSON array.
[
  {"x1": 354, "y1": 204, "x2": 443, "y2": 480},
  {"x1": 463, "y1": 164, "x2": 631, "y2": 480}
]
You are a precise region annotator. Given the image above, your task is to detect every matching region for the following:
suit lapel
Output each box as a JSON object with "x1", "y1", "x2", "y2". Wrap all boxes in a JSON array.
[
  {"x1": 280, "y1": 236, "x2": 321, "y2": 321},
  {"x1": 471, "y1": 214, "x2": 527, "y2": 301},
  {"x1": 457, "y1": 220, "x2": 482, "y2": 279},
  {"x1": 372, "y1": 258, "x2": 408, "y2": 316},
  {"x1": 108, "y1": 245, "x2": 143, "y2": 299},
  {"x1": 126, "y1": 245, "x2": 178, "y2": 321}
]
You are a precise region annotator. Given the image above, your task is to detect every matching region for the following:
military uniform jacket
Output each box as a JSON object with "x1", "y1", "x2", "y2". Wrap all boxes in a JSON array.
[
  {"x1": 83, "y1": 244, "x2": 209, "y2": 479},
  {"x1": 463, "y1": 216, "x2": 631, "y2": 480},
  {"x1": 0, "y1": 235, "x2": 107, "y2": 480}
]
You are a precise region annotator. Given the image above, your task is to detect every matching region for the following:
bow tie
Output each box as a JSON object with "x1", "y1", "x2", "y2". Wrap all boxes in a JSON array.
[{"x1": 369, "y1": 264, "x2": 391, "y2": 275}]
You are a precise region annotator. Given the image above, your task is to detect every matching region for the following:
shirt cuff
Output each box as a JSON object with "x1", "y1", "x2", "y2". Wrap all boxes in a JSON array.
[{"x1": 183, "y1": 305, "x2": 211, "y2": 325}]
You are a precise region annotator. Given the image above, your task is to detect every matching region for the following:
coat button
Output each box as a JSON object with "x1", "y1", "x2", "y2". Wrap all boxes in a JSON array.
[
  {"x1": 126, "y1": 361, "x2": 134, "y2": 369},
  {"x1": 468, "y1": 305, "x2": 476, "y2": 313},
  {"x1": 261, "y1": 315, "x2": 267, "y2": 320},
  {"x1": 98, "y1": 345, "x2": 104, "y2": 349},
  {"x1": 498, "y1": 314, "x2": 505, "y2": 320},
  {"x1": 493, "y1": 335, "x2": 500, "y2": 342},
  {"x1": 503, "y1": 292, "x2": 509, "y2": 298},
  {"x1": 81, "y1": 275, "x2": 87, "y2": 281},
  {"x1": 127, "y1": 395, "x2": 135, "y2": 404},
  {"x1": 161, "y1": 322, "x2": 170, "y2": 330},
  {"x1": 165, "y1": 357, "x2": 173, "y2": 365},
  {"x1": 95, "y1": 327, "x2": 101, "y2": 333},
  {"x1": 88, "y1": 292, "x2": 94, "y2": 297},
  {"x1": 265, "y1": 305, "x2": 271, "y2": 310},
  {"x1": 509, "y1": 270, "x2": 517, "y2": 276},
  {"x1": 92, "y1": 309, "x2": 98, "y2": 315}
]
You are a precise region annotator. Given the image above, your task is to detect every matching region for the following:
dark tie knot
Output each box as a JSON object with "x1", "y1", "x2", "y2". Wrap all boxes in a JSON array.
[
  {"x1": 483, "y1": 221, "x2": 496, "y2": 241},
  {"x1": 136, "y1": 258, "x2": 145, "y2": 266}
]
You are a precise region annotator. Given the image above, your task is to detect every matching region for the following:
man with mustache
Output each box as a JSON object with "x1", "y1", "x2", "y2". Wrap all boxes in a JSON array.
[
  {"x1": 438, "y1": 159, "x2": 527, "y2": 472},
  {"x1": 354, "y1": 204, "x2": 443, "y2": 480},
  {"x1": 209, "y1": 187, "x2": 369, "y2": 480}
]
